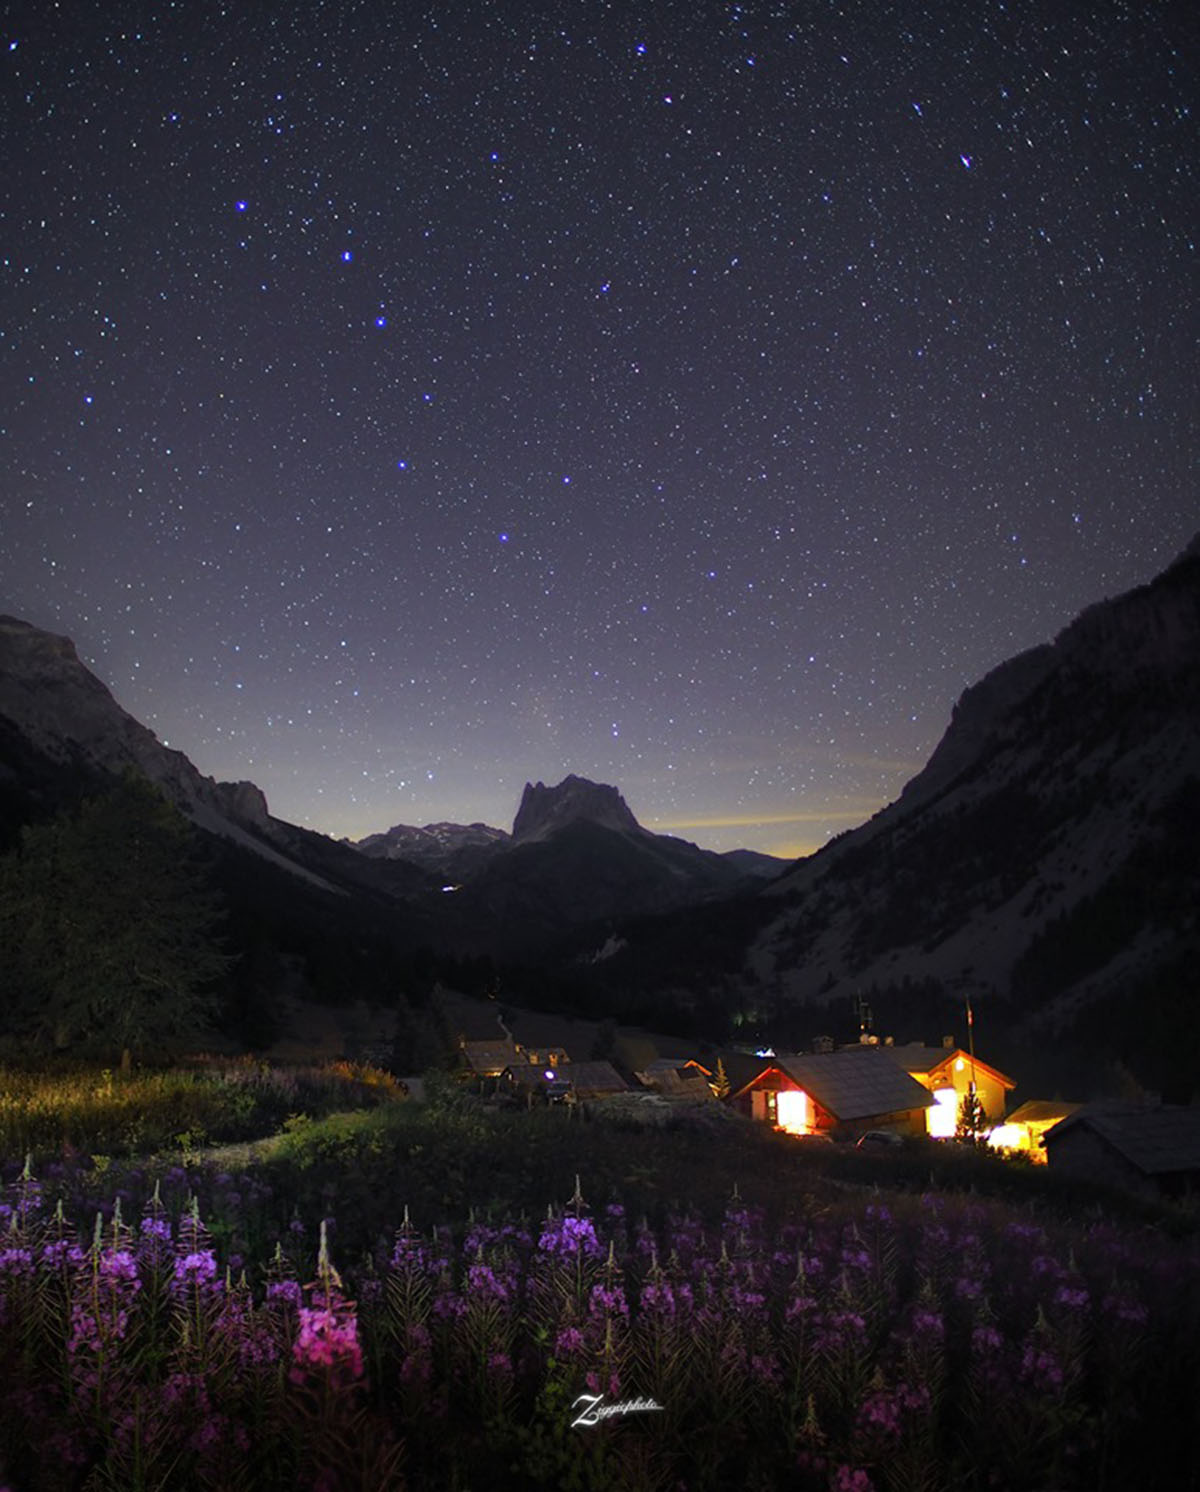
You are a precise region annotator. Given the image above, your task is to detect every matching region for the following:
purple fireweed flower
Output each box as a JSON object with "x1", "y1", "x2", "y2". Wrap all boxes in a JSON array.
[
  {"x1": 267, "y1": 1278, "x2": 302, "y2": 1309},
  {"x1": 857, "y1": 1389, "x2": 903, "y2": 1443},
  {"x1": 139, "y1": 1216, "x2": 172, "y2": 1243},
  {"x1": 555, "y1": 1325, "x2": 586, "y2": 1356},
  {"x1": 814, "y1": 1308, "x2": 868, "y2": 1354},
  {"x1": 1020, "y1": 1341, "x2": 1064, "y2": 1392},
  {"x1": 1054, "y1": 1285, "x2": 1090, "y2": 1311},
  {"x1": 172, "y1": 1250, "x2": 220, "y2": 1294},
  {"x1": 784, "y1": 1292, "x2": 819, "y2": 1323},
  {"x1": 290, "y1": 1302, "x2": 364, "y2": 1385},
  {"x1": 1102, "y1": 1293, "x2": 1148, "y2": 1327},
  {"x1": 639, "y1": 1279, "x2": 676, "y2": 1316},
  {"x1": 99, "y1": 1250, "x2": 140, "y2": 1286},
  {"x1": 972, "y1": 1323, "x2": 1004, "y2": 1354},
  {"x1": 0, "y1": 1248, "x2": 35, "y2": 1277},
  {"x1": 538, "y1": 1214, "x2": 602, "y2": 1259},
  {"x1": 833, "y1": 1466, "x2": 875, "y2": 1492},
  {"x1": 432, "y1": 1291, "x2": 467, "y2": 1320},
  {"x1": 40, "y1": 1240, "x2": 86, "y2": 1269},
  {"x1": 728, "y1": 1283, "x2": 767, "y2": 1318},
  {"x1": 588, "y1": 1282, "x2": 629, "y2": 1319},
  {"x1": 910, "y1": 1307, "x2": 945, "y2": 1340},
  {"x1": 466, "y1": 1260, "x2": 513, "y2": 1303},
  {"x1": 584, "y1": 1367, "x2": 621, "y2": 1397},
  {"x1": 897, "y1": 1381, "x2": 931, "y2": 1413}
]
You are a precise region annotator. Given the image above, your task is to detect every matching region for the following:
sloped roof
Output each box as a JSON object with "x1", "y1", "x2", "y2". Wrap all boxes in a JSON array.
[
  {"x1": 1043, "y1": 1104, "x2": 1200, "y2": 1175},
  {"x1": 880, "y1": 1044, "x2": 1016, "y2": 1089},
  {"x1": 460, "y1": 1039, "x2": 518, "y2": 1075},
  {"x1": 1007, "y1": 1099, "x2": 1082, "y2": 1127},
  {"x1": 640, "y1": 1056, "x2": 713, "y2": 1077},
  {"x1": 637, "y1": 1064, "x2": 715, "y2": 1097},
  {"x1": 567, "y1": 1061, "x2": 629, "y2": 1098},
  {"x1": 744, "y1": 1048, "x2": 934, "y2": 1122}
]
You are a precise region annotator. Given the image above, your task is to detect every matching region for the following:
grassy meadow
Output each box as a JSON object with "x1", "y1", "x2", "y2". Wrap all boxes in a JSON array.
[{"x1": 0, "y1": 1059, "x2": 1198, "y2": 1491}]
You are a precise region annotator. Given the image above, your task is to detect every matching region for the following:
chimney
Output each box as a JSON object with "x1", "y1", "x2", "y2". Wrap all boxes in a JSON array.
[{"x1": 942, "y1": 1035, "x2": 955, "y2": 1049}]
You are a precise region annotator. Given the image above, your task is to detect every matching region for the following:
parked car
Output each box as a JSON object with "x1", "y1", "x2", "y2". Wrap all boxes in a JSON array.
[{"x1": 856, "y1": 1129, "x2": 905, "y2": 1149}]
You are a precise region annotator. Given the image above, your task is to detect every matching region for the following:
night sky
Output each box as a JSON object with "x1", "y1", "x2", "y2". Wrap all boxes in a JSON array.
[{"x1": 2, "y1": 3, "x2": 1195, "y2": 857}]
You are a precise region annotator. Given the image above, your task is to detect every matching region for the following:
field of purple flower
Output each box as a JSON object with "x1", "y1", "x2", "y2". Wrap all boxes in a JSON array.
[{"x1": 2, "y1": 1129, "x2": 1198, "y2": 1492}]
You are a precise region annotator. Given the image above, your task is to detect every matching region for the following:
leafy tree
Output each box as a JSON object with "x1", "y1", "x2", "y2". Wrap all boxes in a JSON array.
[{"x1": 0, "y1": 773, "x2": 230, "y2": 1062}]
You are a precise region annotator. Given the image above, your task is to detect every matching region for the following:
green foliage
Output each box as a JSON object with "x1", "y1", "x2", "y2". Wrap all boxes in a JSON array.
[
  {"x1": 0, "y1": 1056, "x2": 407, "y2": 1163},
  {"x1": 0, "y1": 773, "x2": 230, "y2": 1059}
]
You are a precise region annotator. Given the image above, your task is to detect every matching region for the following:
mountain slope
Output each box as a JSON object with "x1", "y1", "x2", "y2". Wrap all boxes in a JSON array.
[
  {"x1": 739, "y1": 541, "x2": 1200, "y2": 1041},
  {"x1": 586, "y1": 541, "x2": 1200, "y2": 1091}
]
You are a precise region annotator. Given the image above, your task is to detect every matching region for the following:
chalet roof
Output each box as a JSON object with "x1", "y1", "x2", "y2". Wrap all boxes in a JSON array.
[
  {"x1": 460, "y1": 1039, "x2": 518, "y2": 1075},
  {"x1": 567, "y1": 1061, "x2": 629, "y2": 1098},
  {"x1": 640, "y1": 1056, "x2": 713, "y2": 1077},
  {"x1": 1043, "y1": 1104, "x2": 1200, "y2": 1176},
  {"x1": 751, "y1": 1048, "x2": 934, "y2": 1122},
  {"x1": 636, "y1": 1063, "x2": 715, "y2": 1097},
  {"x1": 880, "y1": 1044, "x2": 1017, "y2": 1089},
  {"x1": 1006, "y1": 1100, "x2": 1082, "y2": 1127}
]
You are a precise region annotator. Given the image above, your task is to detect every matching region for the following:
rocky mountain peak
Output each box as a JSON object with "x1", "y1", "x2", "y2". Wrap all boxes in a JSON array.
[
  {"x1": 0, "y1": 614, "x2": 274, "y2": 845},
  {"x1": 512, "y1": 774, "x2": 642, "y2": 843}
]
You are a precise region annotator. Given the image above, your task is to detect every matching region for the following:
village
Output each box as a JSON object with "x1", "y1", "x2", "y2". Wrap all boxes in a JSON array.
[{"x1": 420, "y1": 987, "x2": 1200, "y2": 1206}]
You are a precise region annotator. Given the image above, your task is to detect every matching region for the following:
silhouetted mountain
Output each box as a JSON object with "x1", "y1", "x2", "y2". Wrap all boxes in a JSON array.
[
  {"x1": 0, "y1": 620, "x2": 780, "y2": 1009},
  {"x1": 351, "y1": 775, "x2": 775, "y2": 957},
  {"x1": 512, "y1": 775, "x2": 641, "y2": 842},
  {"x1": 595, "y1": 540, "x2": 1200, "y2": 1097},
  {"x1": 353, "y1": 821, "x2": 511, "y2": 880}
]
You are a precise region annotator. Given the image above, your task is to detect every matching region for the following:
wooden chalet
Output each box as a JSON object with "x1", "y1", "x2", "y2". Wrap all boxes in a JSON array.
[
  {"x1": 635, "y1": 1058, "x2": 715, "y2": 1100},
  {"x1": 878, "y1": 1040, "x2": 1017, "y2": 1136},
  {"x1": 990, "y1": 1099, "x2": 1082, "y2": 1162},
  {"x1": 730, "y1": 1047, "x2": 933, "y2": 1140},
  {"x1": 1042, "y1": 1104, "x2": 1200, "y2": 1201}
]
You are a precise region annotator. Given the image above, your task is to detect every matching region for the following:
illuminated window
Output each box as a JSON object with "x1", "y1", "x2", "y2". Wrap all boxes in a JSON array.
[
  {"x1": 928, "y1": 1088, "x2": 958, "y2": 1138},
  {"x1": 776, "y1": 1089, "x2": 811, "y2": 1135}
]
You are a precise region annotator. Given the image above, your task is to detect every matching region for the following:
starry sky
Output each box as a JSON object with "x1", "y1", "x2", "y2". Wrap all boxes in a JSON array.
[{"x1": 1, "y1": 2, "x2": 1196, "y2": 857}]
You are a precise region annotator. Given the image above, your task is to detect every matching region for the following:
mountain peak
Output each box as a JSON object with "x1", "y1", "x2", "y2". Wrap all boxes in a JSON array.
[{"x1": 512, "y1": 774, "x2": 641, "y2": 843}]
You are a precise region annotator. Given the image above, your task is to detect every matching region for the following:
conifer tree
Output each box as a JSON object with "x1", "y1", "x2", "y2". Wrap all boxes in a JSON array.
[{"x1": 0, "y1": 773, "x2": 229, "y2": 1061}]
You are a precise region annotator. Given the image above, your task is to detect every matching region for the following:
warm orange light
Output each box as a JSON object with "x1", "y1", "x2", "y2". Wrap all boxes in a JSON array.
[
  {"x1": 987, "y1": 1123, "x2": 1023, "y2": 1152},
  {"x1": 776, "y1": 1089, "x2": 811, "y2": 1135}
]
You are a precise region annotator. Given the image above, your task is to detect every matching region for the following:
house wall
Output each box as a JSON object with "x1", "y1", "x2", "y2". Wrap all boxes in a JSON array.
[
  {"x1": 836, "y1": 1108, "x2": 928, "y2": 1141},
  {"x1": 924, "y1": 1058, "x2": 1009, "y2": 1124}
]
